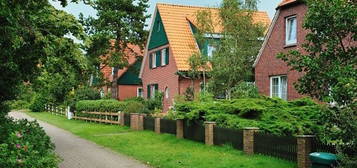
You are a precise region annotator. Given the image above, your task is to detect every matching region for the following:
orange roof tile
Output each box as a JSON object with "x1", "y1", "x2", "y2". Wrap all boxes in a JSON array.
[
  {"x1": 277, "y1": 0, "x2": 298, "y2": 8},
  {"x1": 156, "y1": 3, "x2": 271, "y2": 71}
]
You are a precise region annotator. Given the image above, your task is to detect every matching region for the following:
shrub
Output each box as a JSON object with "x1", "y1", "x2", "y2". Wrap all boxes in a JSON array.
[
  {"x1": 29, "y1": 94, "x2": 48, "y2": 112},
  {"x1": 124, "y1": 101, "x2": 149, "y2": 114},
  {"x1": 231, "y1": 82, "x2": 260, "y2": 99},
  {"x1": 0, "y1": 119, "x2": 60, "y2": 167},
  {"x1": 75, "y1": 99, "x2": 127, "y2": 112},
  {"x1": 6, "y1": 100, "x2": 30, "y2": 110},
  {"x1": 170, "y1": 97, "x2": 323, "y2": 136},
  {"x1": 65, "y1": 86, "x2": 100, "y2": 107}
]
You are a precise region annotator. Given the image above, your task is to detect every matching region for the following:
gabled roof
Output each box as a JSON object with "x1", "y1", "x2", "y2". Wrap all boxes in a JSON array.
[{"x1": 140, "y1": 3, "x2": 271, "y2": 76}]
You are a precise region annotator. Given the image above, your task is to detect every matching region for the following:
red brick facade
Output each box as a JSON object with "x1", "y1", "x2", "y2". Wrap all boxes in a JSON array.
[
  {"x1": 254, "y1": 2, "x2": 307, "y2": 100},
  {"x1": 117, "y1": 85, "x2": 142, "y2": 101}
]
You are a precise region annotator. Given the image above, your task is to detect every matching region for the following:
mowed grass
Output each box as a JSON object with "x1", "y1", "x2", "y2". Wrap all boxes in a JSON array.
[{"x1": 27, "y1": 112, "x2": 296, "y2": 168}]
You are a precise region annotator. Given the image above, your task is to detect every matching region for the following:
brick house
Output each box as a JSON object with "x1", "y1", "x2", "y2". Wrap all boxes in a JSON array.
[
  {"x1": 100, "y1": 44, "x2": 143, "y2": 100},
  {"x1": 253, "y1": 0, "x2": 307, "y2": 100},
  {"x1": 139, "y1": 3, "x2": 270, "y2": 112}
]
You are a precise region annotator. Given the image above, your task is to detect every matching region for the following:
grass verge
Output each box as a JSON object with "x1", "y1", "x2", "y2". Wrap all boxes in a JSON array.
[{"x1": 27, "y1": 112, "x2": 296, "y2": 168}]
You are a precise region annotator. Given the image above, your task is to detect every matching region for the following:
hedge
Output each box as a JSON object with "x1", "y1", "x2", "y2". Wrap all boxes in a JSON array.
[{"x1": 75, "y1": 99, "x2": 127, "y2": 112}]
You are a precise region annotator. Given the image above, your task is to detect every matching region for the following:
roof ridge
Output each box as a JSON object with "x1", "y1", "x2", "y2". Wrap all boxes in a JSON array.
[
  {"x1": 157, "y1": 3, "x2": 269, "y2": 14},
  {"x1": 157, "y1": 3, "x2": 218, "y2": 10}
]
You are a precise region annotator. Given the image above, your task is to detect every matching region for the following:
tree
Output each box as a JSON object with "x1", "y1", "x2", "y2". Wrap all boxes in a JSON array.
[
  {"x1": 0, "y1": 0, "x2": 85, "y2": 116},
  {"x1": 191, "y1": 0, "x2": 266, "y2": 99},
  {"x1": 277, "y1": 0, "x2": 356, "y2": 167},
  {"x1": 81, "y1": 0, "x2": 149, "y2": 71}
]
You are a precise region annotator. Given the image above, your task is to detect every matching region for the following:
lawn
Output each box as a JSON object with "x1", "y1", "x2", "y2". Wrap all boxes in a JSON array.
[{"x1": 27, "y1": 112, "x2": 296, "y2": 168}]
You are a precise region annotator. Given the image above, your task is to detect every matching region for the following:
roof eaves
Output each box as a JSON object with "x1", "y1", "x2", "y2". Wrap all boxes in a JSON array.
[{"x1": 253, "y1": 9, "x2": 281, "y2": 68}]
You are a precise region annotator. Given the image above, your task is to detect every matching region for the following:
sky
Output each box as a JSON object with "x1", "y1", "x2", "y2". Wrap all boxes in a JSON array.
[{"x1": 51, "y1": 0, "x2": 282, "y2": 25}]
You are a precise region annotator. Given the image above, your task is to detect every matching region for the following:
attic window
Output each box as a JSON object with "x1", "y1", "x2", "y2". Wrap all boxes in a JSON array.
[{"x1": 285, "y1": 16, "x2": 297, "y2": 45}]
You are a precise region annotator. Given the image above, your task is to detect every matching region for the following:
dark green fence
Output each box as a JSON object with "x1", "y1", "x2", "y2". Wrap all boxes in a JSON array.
[
  {"x1": 214, "y1": 127, "x2": 243, "y2": 150},
  {"x1": 254, "y1": 132, "x2": 297, "y2": 161},
  {"x1": 312, "y1": 138, "x2": 336, "y2": 154},
  {"x1": 160, "y1": 119, "x2": 176, "y2": 135},
  {"x1": 124, "y1": 113, "x2": 130, "y2": 126},
  {"x1": 183, "y1": 120, "x2": 205, "y2": 143},
  {"x1": 144, "y1": 116, "x2": 155, "y2": 131}
]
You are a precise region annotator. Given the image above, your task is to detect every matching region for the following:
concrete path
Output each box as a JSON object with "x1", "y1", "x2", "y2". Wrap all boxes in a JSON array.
[{"x1": 9, "y1": 111, "x2": 149, "y2": 168}]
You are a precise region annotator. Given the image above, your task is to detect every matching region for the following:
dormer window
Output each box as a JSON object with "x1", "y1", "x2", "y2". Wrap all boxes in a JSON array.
[{"x1": 285, "y1": 15, "x2": 297, "y2": 45}]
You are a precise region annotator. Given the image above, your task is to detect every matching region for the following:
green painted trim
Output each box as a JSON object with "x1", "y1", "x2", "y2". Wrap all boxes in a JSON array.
[
  {"x1": 117, "y1": 60, "x2": 142, "y2": 85},
  {"x1": 148, "y1": 11, "x2": 169, "y2": 50}
]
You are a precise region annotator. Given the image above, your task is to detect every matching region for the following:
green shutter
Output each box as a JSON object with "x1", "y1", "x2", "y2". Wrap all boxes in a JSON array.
[
  {"x1": 147, "y1": 85, "x2": 151, "y2": 98},
  {"x1": 165, "y1": 48, "x2": 169, "y2": 65},
  {"x1": 149, "y1": 54, "x2": 152, "y2": 69},
  {"x1": 156, "y1": 50, "x2": 161, "y2": 67},
  {"x1": 154, "y1": 84, "x2": 159, "y2": 92}
]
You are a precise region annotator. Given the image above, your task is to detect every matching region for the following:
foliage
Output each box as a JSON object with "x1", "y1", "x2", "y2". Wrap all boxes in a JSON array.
[
  {"x1": 81, "y1": 0, "x2": 150, "y2": 80},
  {"x1": 277, "y1": 0, "x2": 356, "y2": 166},
  {"x1": 27, "y1": 112, "x2": 296, "y2": 168},
  {"x1": 194, "y1": 0, "x2": 266, "y2": 98},
  {"x1": 75, "y1": 99, "x2": 127, "y2": 112},
  {"x1": 65, "y1": 86, "x2": 101, "y2": 107},
  {"x1": 29, "y1": 93, "x2": 50, "y2": 112},
  {"x1": 231, "y1": 82, "x2": 260, "y2": 99},
  {"x1": 170, "y1": 97, "x2": 324, "y2": 136},
  {"x1": 0, "y1": 119, "x2": 59, "y2": 168},
  {"x1": 7, "y1": 100, "x2": 31, "y2": 110},
  {"x1": 184, "y1": 87, "x2": 195, "y2": 101},
  {"x1": 0, "y1": 0, "x2": 86, "y2": 117},
  {"x1": 145, "y1": 91, "x2": 164, "y2": 112},
  {"x1": 123, "y1": 101, "x2": 149, "y2": 114}
]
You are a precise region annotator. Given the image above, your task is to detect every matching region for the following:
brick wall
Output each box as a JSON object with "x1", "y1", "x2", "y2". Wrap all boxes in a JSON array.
[
  {"x1": 141, "y1": 44, "x2": 180, "y2": 112},
  {"x1": 117, "y1": 85, "x2": 141, "y2": 101},
  {"x1": 255, "y1": 3, "x2": 308, "y2": 100}
]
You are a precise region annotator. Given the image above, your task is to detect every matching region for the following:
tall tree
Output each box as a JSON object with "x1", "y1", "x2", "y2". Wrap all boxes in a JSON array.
[
  {"x1": 81, "y1": 0, "x2": 150, "y2": 70},
  {"x1": 278, "y1": 0, "x2": 356, "y2": 167},
  {"x1": 207, "y1": 0, "x2": 265, "y2": 98},
  {"x1": 0, "y1": 0, "x2": 85, "y2": 116}
]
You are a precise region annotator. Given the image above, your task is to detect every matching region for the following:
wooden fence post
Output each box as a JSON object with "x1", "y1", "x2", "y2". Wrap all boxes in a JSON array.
[
  {"x1": 297, "y1": 135, "x2": 315, "y2": 168},
  {"x1": 176, "y1": 119, "x2": 184, "y2": 139},
  {"x1": 204, "y1": 121, "x2": 216, "y2": 146},
  {"x1": 243, "y1": 127, "x2": 259, "y2": 155}
]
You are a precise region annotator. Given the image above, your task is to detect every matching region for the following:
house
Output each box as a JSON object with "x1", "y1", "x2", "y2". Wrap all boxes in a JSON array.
[
  {"x1": 140, "y1": 3, "x2": 270, "y2": 112},
  {"x1": 100, "y1": 44, "x2": 143, "y2": 100},
  {"x1": 253, "y1": 0, "x2": 307, "y2": 100}
]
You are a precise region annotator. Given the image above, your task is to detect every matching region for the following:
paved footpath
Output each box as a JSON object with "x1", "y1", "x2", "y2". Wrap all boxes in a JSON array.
[{"x1": 9, "y1": 111, "x2": 149, "y2": 168}]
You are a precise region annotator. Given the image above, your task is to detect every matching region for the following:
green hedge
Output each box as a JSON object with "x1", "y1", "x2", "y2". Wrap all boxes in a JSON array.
[
  {"x1": 75, "y1": 99, "x2": 127, "y2": 112},
  {"x1": 169, "y1": 97, "x2": 325, "y2": 136}
]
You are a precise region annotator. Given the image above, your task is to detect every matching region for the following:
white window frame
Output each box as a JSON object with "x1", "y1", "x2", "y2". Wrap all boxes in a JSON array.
[
  {"x1": 137, "y1": 87, "x2": 143, "y2": 98},
  {"x1": 161, "y1": 48, "x2": 166, "y2": 66},
  {"x1": 111, "y1": 67, "x2": 115, "y2": 76},
  {"x1": 285, "y1": 15, "x2": 297, "y2": 45},
  {"x1": 270, "y1": 75, "x2": 288, "y2": 100},
  {"x1": 207, "y1": 44, "x2": 216, "y2": 59},
  {"x1": 151, "y1": 53, "x2": 156, "y2": 68},
  {"x1": 165, "y1": 87, "x2": 169, "y2": 99},
  {"x1": 151, "y1": 85, "x2": 156, "y2": 99}
]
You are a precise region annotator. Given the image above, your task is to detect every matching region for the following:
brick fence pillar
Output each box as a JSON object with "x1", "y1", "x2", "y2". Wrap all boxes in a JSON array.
[
  {"x1": 138, "y1": 114, "x2": 145, "y2": 131},
  {"x1": 155, "y1": 117, "x2": 161, "y2": 134},
  {"x1": 130, "y1": 113, "x2": 139, "y2": 130},
  {"x1": 243, "y1": 127, "x2": 259, "y2": 155},
  {"x1": 119, "y1": 112, "x2": 125, "y2": 126},
  {"x1": 176, "y1": 119, "x2": 184, "y2": 139},
  {"x1": 297, "y1": 135, "x2": 315, "y2": 168},
  {"x1": 204, "y1": 121, "x2": 216, "y2": 146}
]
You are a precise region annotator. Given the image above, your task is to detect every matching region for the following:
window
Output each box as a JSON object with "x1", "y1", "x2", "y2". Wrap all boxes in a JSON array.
[
  {"x1": 137, "y1": 88, "x2": 143, "y2": 98},
  {"x1": 165, "y1": 87, "x2": 169, "y2": 99},
  {"x1": 286, "y1": 16, "x2": 297, "y2": 45},
  {"x1": 270, "y1": 76, "x2": 287, "y2": 100},
  {"x1": 161, "y1": 48, "x2": 166, "y2": 66},
  {"x1": 111, "y1": 67, "x2": 115, "y2": 75},
  {"x1": 207, "y1": 44, "x2": 216, "y2": 59},
  {"x1": 151, "y1": 85, "x2": 156, "y2": 98},
  {"x1": 151, "y1": 53, "x2": 156, "y2": 68}
]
